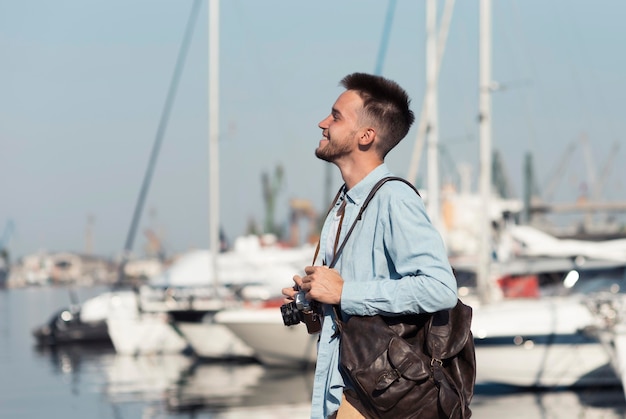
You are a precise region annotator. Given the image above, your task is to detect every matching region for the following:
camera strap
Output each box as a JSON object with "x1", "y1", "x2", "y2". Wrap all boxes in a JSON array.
[
  {"x1": 321, "y1": 176, "x2": 420, "y2": 331},
  {"x1": 311, "y1": 184, "x2": 346, "y2": 266},
  {"x1": 328, "y1": 176, "x2": 419, "y2": 269}
]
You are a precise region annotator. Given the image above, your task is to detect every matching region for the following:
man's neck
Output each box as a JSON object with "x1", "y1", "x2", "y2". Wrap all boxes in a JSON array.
[{"x1": 338, "y1": 159, "x2": 383, "y2": 190}]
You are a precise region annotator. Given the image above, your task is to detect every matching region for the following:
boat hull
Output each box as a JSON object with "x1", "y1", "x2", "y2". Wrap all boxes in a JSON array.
[
  {"x1": 475, "y1": 338, "x2": 616, "y2": 387},
  {"x1": 472, "y1": 296, "x2": 619, "y2": 387},
  {"x1": 32, "y1": 308, "x2": 112, "y2": 346},
  {"x1": 176, "y1": 320, "x2": 255, "y2": 360},
  {"x1": 215, "y1": 307, "x2": 318, "y2": 367},
  {"x1": 106, "y1": 292, "x2": 190, "y2": 355}
]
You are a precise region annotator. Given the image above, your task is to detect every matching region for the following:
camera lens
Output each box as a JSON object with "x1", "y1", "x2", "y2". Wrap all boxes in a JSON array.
[{"x1": 280, "y1": 302, "x2": 301, "y2": 326}]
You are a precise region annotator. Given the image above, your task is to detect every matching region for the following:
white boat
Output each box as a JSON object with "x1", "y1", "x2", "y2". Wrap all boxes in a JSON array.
[
  {"x1": 215, "y1": 304, "x2": 318, "y2": 367},
  {"x1": 472, "y1": 263, "x2": 626, "y2": 387},
  {"x1": 104, "y1": 271, "x2": 253, "y2": 358},
  {"x1": 164, "y1": 239, "x2": 314, "y2": 360},
  {"x1": 176, "y1": 317, "x2": 255, "y2": 360},
  {"x1": 105, "y1": 289, "x2": 191, "y2": 356},
  {"x1": 214, "y1": 258, "x2": 626, "y2": 390},
  {"x1": 104, "y1": 237, "x2": 315, "y2": 358},
  {"x1": 164, "y1": 2, "x2": 317, "y2": 364}
]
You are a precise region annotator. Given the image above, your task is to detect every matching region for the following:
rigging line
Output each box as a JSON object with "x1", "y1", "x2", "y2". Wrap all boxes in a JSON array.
[
  {"x1": 437, "y1": 143, "x2": 461, "y2": 188},
  {"x1": 509, "y1": 0, "x2": 557, "y2": 181},
  {"x1": 374, "y1": 0, "x2": 398, "y2": 75},
  {"x1": 561, "y1": 4, "x2": 620, "y2": 145},
  {"x1": 593, "y1": 141, "x2": 620, "y2": 202},
  {"x1": 119, "y1": 0, "x2": 202, "y2": 280},
  {"x1": 500, "y1": 2, "x2": 537, "y2": 148},
  {"x1": 551, "y1": 4, "x2": 596, "y2": 140}
]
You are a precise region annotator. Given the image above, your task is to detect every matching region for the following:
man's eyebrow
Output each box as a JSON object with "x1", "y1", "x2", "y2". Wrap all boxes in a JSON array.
[{"x1": 331, "y1": 107, "x2": 342, "y2": 116}]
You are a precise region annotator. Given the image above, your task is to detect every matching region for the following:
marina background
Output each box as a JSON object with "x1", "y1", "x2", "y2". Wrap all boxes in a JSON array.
[
  {"x1": 2, "y1": 284, "x2": 626, "y2": 418},
  {"x1": 3, "y1": 1, "x2": 626, "y2": 417}
]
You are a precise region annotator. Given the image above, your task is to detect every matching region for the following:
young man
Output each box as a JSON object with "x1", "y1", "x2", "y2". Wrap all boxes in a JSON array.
[{"x1": 282, "y1": 73, "x2": 458, "y2": 418}]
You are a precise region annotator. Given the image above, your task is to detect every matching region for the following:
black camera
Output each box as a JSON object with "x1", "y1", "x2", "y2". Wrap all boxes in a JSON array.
[{"x1": 280, "y1": 290, "x2": 322, "y2": 334}]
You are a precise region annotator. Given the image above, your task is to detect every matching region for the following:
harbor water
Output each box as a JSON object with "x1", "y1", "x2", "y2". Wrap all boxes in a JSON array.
[{"x1": 2, "y1": 285, "x2": 626, "y2": 418}]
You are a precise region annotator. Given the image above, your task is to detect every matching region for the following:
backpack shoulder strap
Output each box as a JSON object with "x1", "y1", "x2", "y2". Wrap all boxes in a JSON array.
[{"x1": 356, "y1": 176, "x2": 420, "y2": 221}]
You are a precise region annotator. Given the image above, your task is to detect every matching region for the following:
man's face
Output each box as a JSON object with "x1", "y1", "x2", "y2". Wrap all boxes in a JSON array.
[{"x1": 316, "y1": 90, "x2": 363, "y2": 163}]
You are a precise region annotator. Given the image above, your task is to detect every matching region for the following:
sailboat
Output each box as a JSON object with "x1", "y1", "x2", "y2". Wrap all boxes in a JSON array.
[
  {"x1": 166, "y1": 238, "x2": 314, "y2": 360},
  {"x1": 161, "y1": 0, "x2": 320, "y2": 361},
  {"x1": 464, "y1": 0, "x2": 626, "y2": 388},
  {"x1": 33, "y1": 0, "x2": 249, "y2": 358},
  {"x1": 32, "y1": 0, "x2": 204, "y2": 349},
  {"x1": 104, "y1": 0, "x2": 248, "y2": 359}
]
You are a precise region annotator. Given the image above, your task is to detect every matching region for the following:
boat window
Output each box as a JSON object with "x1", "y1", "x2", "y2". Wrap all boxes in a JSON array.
[{"x1": 568, "y1": 266, "x2": 626, "y2": 295}]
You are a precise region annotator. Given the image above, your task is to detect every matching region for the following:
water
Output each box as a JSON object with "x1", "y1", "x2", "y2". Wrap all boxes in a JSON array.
[{"x1": 2, "y1": 286, "x2": 626, "y2": 418}]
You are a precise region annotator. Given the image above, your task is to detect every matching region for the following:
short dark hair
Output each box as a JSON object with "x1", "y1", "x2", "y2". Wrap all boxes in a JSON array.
[{"x1": 340, "y1": 72, "x2": 415, "y2": 157}]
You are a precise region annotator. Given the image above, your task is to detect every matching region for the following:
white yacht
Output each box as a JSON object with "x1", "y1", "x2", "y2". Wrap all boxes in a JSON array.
[
  {"x1": 215, "y1": 303, "x2": 318, "y2": 367},
  {"x1": 472, "y1": 262, "x2": 626, "y2": 387}
]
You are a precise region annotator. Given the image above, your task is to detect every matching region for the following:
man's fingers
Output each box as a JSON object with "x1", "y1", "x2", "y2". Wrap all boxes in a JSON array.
[{"x1": 292, "y1": 274, "x2": 303, "y2": 288}]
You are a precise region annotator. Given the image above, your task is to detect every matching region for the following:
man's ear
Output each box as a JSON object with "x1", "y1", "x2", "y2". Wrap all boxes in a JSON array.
[{"x1": 359, "y1": 127, "x2": 376, "y2": 146}]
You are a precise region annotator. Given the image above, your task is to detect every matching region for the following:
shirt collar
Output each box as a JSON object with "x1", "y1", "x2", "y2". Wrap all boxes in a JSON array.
[{"x1": 344, "y1": 163, "x2": 393, "y2": 207}]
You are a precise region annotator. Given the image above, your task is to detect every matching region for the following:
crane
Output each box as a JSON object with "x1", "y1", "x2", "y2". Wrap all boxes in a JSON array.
[
  {"x1": 591, "y1": 140, "x2": 620, "y2": 202},
  {"x1": 541, "y1": 140, "x2": 577, "y2": 202}
]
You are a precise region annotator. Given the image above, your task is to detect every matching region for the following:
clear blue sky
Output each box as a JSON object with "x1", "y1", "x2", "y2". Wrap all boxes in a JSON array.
[{"x1": 1, "y1": 0, "x2": 625, "y2": 259}]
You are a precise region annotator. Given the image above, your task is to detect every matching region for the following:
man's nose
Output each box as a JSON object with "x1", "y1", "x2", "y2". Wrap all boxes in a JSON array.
[{"x1": 318, "y1": 115, "x2": 331, "y2": 129}]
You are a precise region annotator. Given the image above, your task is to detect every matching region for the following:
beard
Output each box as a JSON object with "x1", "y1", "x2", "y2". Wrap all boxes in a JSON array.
[{"x1": 315, "y1": 132, "x2": 355, "y2": 163}]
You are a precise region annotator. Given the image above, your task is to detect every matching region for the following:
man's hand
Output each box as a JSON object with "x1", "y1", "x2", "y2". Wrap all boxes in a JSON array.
[
  {"x1": 281, "y1": 276, "x2": 301, "y2": 304},
  {"x1": 296, "y1": 265, "x2": 344, "y2": 305}
]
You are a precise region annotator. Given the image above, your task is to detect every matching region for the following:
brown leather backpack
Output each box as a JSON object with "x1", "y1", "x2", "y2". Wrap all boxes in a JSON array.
[{"x1": 337, "y1": 299, "x2": 475, "y2": 418}]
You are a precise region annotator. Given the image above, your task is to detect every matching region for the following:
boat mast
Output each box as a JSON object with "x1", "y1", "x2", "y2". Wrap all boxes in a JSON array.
[
  {"x1": 477, "y1": 0, "x2": 493, "y2": 304},
  {"x1": 406, "y1": 0, "x2": 455, "y2": 186},
  {"x1": 209, "y1": 0, "x2": 220, "y2": 288},
  {"x1": 425, "y1": 0, "x2": 440, "y2": 229}
]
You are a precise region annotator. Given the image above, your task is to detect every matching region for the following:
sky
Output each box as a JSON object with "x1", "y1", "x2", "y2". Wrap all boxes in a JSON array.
[{"x1": 1, "y1": 0, "x2": 625, "y2": 260}]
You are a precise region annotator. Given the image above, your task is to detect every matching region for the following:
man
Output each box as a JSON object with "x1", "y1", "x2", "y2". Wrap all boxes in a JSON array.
[{"x1": 282, "y1": 73, "x2": 458, "y2": 418}]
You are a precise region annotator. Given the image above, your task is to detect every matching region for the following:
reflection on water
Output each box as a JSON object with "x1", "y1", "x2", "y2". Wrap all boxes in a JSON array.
[
  {"x1": 34, "y1": 337, "x2": 314, "y2": 417},
  {"x1": 472, "y1": 384, "x2": 626, "y2": 418},
  {"x1": 34, "y1": 342, "x2": 626, "y2": 419},
  {"x1": 37, "y1": 344, "x2": 314, "y2": 417},
  {"x1": 168, "y1": 363, "x2": 314, "y2": 415},
  {"x1": 106, "y1": 354, "x2": 194, "y2": 403},
  {"x1": 3, "y1": 286, "x2": 626, "y2": 418}
]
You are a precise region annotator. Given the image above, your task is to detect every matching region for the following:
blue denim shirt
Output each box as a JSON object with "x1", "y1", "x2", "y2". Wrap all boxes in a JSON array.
[{"x1": 310, "y1": 164, "x2": 458, "y2": 419}]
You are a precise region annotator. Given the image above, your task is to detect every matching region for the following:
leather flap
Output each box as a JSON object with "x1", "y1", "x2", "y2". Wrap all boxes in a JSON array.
[
  {"x1": 387, "y1": 336, "x2": 429, "y2": 381},
  {"x1": 428, "y1": 300, "x2": 473, "y2": 359}
]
